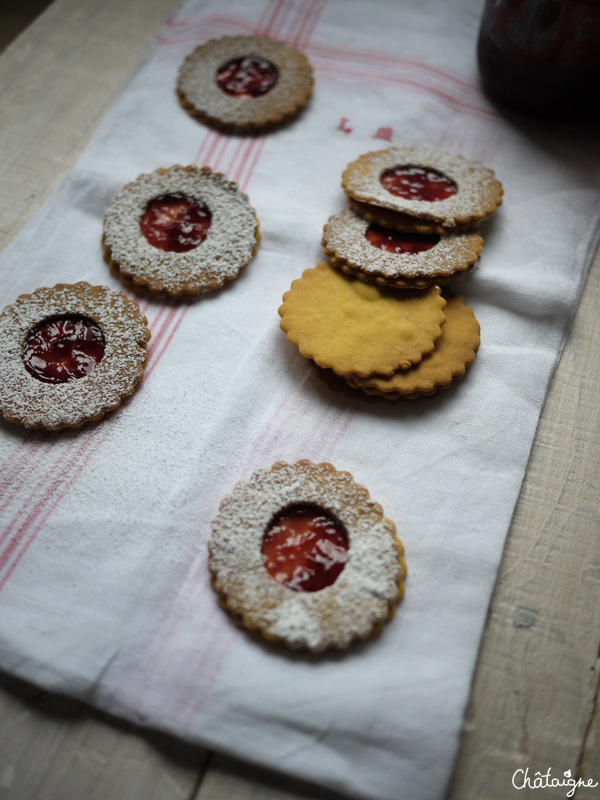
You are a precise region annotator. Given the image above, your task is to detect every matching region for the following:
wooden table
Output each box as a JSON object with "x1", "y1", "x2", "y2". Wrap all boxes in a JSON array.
[{"x1": 0, "y1": 2, "x2": 598, "y2": 798}]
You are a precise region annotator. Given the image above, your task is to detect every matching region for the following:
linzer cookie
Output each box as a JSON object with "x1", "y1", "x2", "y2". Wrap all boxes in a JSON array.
[
  {"x1": 177, "y1": 36, "x2": 313, "y2": 133},
  {"x1": 342, "y1": 146, "x2": 503, "y2": 233},
  {"x1": 0, "y1": 282, "x2": 150, "y2": 430},
  {"x1": 208, "y1": 460, "x2": 405, "y2": 651},
  {"x1": 103, "y1": 165, "x2": 259, "y2": 297},
  {"x1": 345, "y1": 293, "x2": 480, "y2": 399},
  {"x1": 322, "y1": 208, "x2": 483, "y2": 288},
  {"x1": 278, "y1": 261, "x2": 446, "y2": 377}
]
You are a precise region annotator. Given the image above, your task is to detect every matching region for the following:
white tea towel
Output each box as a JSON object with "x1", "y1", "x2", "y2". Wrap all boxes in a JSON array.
[{"x1": 0, "y1": 1, "x2": 599, "y2": 799}]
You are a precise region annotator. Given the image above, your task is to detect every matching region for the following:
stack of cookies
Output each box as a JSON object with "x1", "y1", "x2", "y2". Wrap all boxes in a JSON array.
[{"x1": 279, "y1": 146, "x2": 503, "y2": 400}]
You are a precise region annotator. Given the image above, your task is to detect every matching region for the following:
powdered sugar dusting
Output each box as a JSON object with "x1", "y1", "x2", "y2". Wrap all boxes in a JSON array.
[
  {"x1": 209, "y1": 460, "x2": 403, "y2": 652},
  {"x1": 323, "y1": 208, "x2": 483, "y2": 283},
  {"x1": 0, "y1": 283, "x2": 150, "y2": 429},
  {"x1": 177, "y1": 36, "x2": 313, "y2": 130},
  {"x1": 103, "y1": 166, "x2": 259, "y2": 296},
  {"x1": 342, "y1": 147, "x2": 503, "y2": 228}
]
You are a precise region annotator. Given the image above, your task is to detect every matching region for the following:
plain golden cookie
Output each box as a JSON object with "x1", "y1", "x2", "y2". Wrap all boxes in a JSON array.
[
  {"x1": 278, "y1": 261, "x2": 447, "y2": 377},
  {"x1": 346, "y1": 293, "x2": 480, "y2": 398}
]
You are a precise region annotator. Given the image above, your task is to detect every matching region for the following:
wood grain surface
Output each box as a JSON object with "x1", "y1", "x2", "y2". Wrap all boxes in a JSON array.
[{"x1": 0, "y1": 1, "x2": 598, "y2": 799}]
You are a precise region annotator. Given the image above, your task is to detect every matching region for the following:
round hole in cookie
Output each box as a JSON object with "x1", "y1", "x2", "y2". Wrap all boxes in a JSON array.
[
  {"x1": 380, "y1": 165, "x2": 457, "y2": 202},
  {"x1": 366, "y1": 223, "x2": 440, "y2": 254},
  {"x1": 140, "y1": 194, "x2": 212, "y2": 253},
  {"x1": 22, "y1": 314, "x2": 106, "y2": 384},
  {"x1": 262, "y1": 503, "x2": 349, "y2": 593},
  {"x1": 216, "y1": 56, "x2": 279, "y2": 98}
]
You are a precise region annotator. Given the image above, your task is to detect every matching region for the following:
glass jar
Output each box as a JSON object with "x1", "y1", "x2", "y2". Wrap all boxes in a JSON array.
[{"x1": 477, "y1": 0, "x2": 600, "y2": 121}]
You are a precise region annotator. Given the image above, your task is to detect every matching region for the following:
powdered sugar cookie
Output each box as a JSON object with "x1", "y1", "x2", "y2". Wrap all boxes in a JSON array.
[
  {"x1": 177, "y1": 36, "x2": 313, "y2": 133},
  {"x1": 322, "y1": 208, "x2": 483, "y2": 288},
  {"x1": 209, "y1": 460, "x2": 405, "y2": 651},
  {"x1": 103, "y1": 165, "x2": 260, "y2": 297},
  {"x1": 278, "y1": 261, "x2": 446, "y2": 377},
  {"x1": 0, "y1": 282, "x2": 150, "y2": 430},
  {"x1": 342, "y1": 147, "x2": 503, "y2": 233},
  {"x1": 346, "y1": 293, "x2": 480, "y2": 399}
]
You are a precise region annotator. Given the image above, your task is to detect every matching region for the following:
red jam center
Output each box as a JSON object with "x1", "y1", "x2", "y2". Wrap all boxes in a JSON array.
[
  {"x1": 261, "y1": 504, "x2": 349, "y2": 593},
  {"x1": 140, "y1": 194, "x2": 211, "y2": 253},
  {"x1": 216, "y1": 56, "x2": 278, "y2": 98},
  {"x1": 22, "y1": 314, "x2": 105, "y2": 384},
  {"x1": 380, "y1": 165, "x2": 457, "y2": 202},
  {"x1": 366, "y1": 223, "x2": 440, "y2": 254}
]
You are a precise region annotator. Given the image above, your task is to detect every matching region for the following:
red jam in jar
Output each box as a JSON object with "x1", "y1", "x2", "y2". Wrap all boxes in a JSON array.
[
  {"x1": 262, "y1": 504, "x2": 349, "y2": 593},
  {"x1": 141, "y1": 194, "x2": 211, "y2": 253},
  {"x1": 366, "y1": 223, "x2": 440, "y2": 254},
  {"x1": 381, "y1": 165, "x2": 457, "y2": 202},
  {"x1": 22, "y1": 314, "x2": 105, "y2": 384},
  {"x1": 477, "y1": 0, "x2": 600, "y2": 121},
  {"x1": 216, "y1": 56, "x2": 279, "y2": 98}
]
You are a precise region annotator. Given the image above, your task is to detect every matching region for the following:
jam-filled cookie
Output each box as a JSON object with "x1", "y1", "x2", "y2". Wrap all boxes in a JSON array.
[
  {"x1": 103, "y1": 165, "x2": 260, "y2": 297},
  {"x1": 278, "y1": 261, "x2": 446, "y2": 377},
  {"x1": 209, "y1": 460, "x2": 405, "y2": 651},
  {"x1": 0, "y1": 282, "x2": 150, "y2": 430},
  {"x1": 345, "y1": 293, "x2": 480, "y2": 399},
  {"x1": 322, "y1": 208, "x2": 483, "y2": 288},
  {"x1": 342, "y1": 147, "x2": 503, "y2": 234},
  {"x1": 177, "y1": 36, "x2": 313, "y2": 133}
]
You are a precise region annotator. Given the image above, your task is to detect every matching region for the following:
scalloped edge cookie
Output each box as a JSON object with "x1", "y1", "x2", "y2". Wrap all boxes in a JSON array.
[
  {"x1": 0, "y1": 282, "x2": 150, "y2": 430},
  {"x1": 278, "y1": 261, "x2": 447, "y2": 377},
  {"x1": 103, "y1": 165, "x2": 260, "y2": 297},
  {"x1": 177, "y1": 36, "x2": 314, "y2": 133},
  {"x1": 342, "y1": 146, "x2": 503, "y2": 232},
  {"x1": 322, "y1": 208, "x2": 483, "y2": 288},
  {"x1": 209, "y1": 460, "x2": 405, "y2": 651},
  {"x1": 346, "y1": 293, "x2": 480, "y2": 398},
  {"x1": 314, "y1": 365, "x2": 429, "y2": 402}
]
